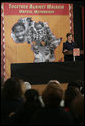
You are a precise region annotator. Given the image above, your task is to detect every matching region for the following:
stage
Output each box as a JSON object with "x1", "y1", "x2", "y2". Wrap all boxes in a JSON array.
[{"x1": 11, "y1": 61, "x2": 84, "y2": 84}]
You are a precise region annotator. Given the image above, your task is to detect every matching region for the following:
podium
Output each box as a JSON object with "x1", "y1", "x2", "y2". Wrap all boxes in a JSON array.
[{"x1": 63, "y1": 50, "x2": 84, "y2": 62}]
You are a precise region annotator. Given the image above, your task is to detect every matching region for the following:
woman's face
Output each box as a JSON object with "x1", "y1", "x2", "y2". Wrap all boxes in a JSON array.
[
  {"x1": 15, "y1": 25, "x2": 26, "y2": 42},
  {"x1": 67, "y1": 35, "x2": 72, "y2": 42}
]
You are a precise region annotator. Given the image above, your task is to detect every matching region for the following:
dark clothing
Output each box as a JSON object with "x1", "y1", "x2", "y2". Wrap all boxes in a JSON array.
[
  {"x1": 1, "y1": 97, "x2": 24, "y2": 125},
  {"x1": 63, "y1": 41, "x2": 78, "y2": 61},
  {"x1": 63, "y1": 41, "x2": 78, "y2": 51},
  {"x1": 10, "y1": 100, "x2": 42, "y2": 125},
  {"x1": 30, "y1": 107, "x2": 75, "y2": 125}
]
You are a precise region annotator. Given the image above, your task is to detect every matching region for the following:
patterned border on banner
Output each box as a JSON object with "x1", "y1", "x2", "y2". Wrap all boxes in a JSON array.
[
  {"x1": 1, "y1": 3, "x2": 6, "y2": 80},
  {"x1": 69, "y1": 4, "x2": 74, "y2": 41}
]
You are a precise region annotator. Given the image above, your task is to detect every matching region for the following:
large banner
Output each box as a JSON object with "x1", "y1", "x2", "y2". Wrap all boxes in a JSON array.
[{"x1": 1, "y1": 3, "x2": 73, "y2": 79}]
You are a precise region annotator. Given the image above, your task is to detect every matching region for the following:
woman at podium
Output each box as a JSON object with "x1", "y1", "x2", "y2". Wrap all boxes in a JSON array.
[{"x1": 63, "y1": 33, "x2": 78, "y2": 61}]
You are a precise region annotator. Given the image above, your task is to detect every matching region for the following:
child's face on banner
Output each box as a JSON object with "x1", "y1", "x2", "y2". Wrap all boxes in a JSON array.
[
  {"x1": 14, "y1": 25, "x2": 26, "y2": 42},
  {"x1": 41, "y1": 41, "x2": 46, "y2": 46}
]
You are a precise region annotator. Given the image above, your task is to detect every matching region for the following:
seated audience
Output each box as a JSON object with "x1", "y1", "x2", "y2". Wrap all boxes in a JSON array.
[
  {"x1": 2, "y1": 78, "x2": 83, "y2": 125},
  {"x1": 30, "y1": 80, "x2": 74, "y2": 125}
]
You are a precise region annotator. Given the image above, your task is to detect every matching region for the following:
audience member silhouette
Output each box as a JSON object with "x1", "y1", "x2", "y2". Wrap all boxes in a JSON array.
[
  {"x1": 70, "y1": 95, "x2": 84, "y2": 125},
  {"x1": 12, "y1": 89, "x2": 42, "y2": 125},
  {"x1": 64, "y1": 81, "x2": 82, "y2": 111},
  {"x1": 68, "y1": 80, "x2": 84, "y2": 95},
  {"x1": 1, "y1": 77, "x2": 25, "y2": 124}
]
